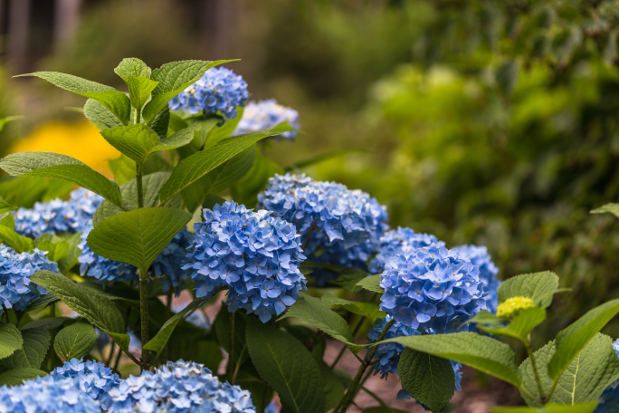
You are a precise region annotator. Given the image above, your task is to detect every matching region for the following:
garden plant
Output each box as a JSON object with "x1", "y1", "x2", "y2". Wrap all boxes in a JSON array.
[{"x1": 0, "y1": 57, "x2": 616, "y2": 412}]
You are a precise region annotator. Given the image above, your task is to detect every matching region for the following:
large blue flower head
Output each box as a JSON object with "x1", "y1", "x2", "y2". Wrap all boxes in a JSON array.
[
  {"x1": 49, "y1": 359, "x2": 120, "y2": 404},
  {"x1": 368, "y1": 317, "x2": 462, "y2": 391},
  {"x1": 184, "y1": 201, "x2": 306, "y2": 323},
  {"x1": 101, "y1": 360, "x2": 255, "y2": 413},
  {"x1": 0, "y1": 245, "x2": 57, "y2": 312},
  {"x1": 369, "y1": 227, "x2": 445, "y2": 274},
  {"x1": 379, "y1": 243, "x2": 489, "y2": 333},
  {"x1": 257, "y1": 174, "x2": 389, "y2": 286},
  {"x1": 597, "y1": 339, "x2": 619, "y2": 413},
  {"x1": 79, "y1": 227, "x2": 192, "y2": 293},
  {"x1": 234, "y1": 99, "x2": 300, "y2": 140},
  {"x1": 0, "y1": 375, "x2": 100, "y2": 413},
  {"x1": 452, "y1": 244, "x2": 500, "y2": 311},
  {"x1": 14, "y1": 189, "x2": 103, "y2": 238},
  {"x1": 168, "y1": 67, "x2": 249, "y2": 120}
]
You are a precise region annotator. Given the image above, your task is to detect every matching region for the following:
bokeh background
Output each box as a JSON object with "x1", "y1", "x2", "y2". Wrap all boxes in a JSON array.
[{"x1": 0, "y1": 0, "x2": 618, "y2": 408}]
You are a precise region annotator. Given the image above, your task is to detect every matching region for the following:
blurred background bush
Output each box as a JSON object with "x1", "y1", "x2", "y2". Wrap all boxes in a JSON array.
[{"x1": 0, "y1": 0, "x2": 618, "y2": 340}]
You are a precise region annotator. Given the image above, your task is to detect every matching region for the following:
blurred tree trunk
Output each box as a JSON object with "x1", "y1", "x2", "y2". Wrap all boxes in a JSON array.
[
  {"x1": 54, "y1": 0, "x2": 82, "y2": 51},
  {"x1": 202, "y1": 0, "x2": 235, "y2": 58},
  {"x1": 7, "y1": 0, "x2": 30, "y2": 71}
]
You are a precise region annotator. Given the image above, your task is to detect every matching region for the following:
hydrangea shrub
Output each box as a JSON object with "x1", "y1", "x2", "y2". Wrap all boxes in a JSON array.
[{"x1": 0, "y1": 57, "x2": 615, "y2": 413}]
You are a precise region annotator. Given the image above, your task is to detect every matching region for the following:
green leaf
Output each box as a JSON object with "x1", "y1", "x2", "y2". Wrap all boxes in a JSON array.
[
  {"x1": 321, "y1": 295, "x2": 386, "y2": 323},
  {"x1": 0, "y1": 225, "x2": 34, "y2": 252},
  {"x1": 520, "y1": 335, "x2": 619, "y2": 405},
  {"x1": 479, "y1": 307, "x2": 546, "y2": 343},
  {"x1": 0, "y1": 152, "x2": 122, "y2": 207},
  {"x1": 206, "y1": 107, "x2": 244, "y2": 147},
  {"x1": 286, "y1": 149, "x2": 366, "y2": 171},
  {"x1": 83, "y1": 99, "x2": 124, "y2": 130},
  {"x1": 143, "y1": 300, "x2": 202, "y2": 356},
  {"x1": 149, "y1": 107, "x2": 170, "y2": 138},
  {"x1": 466, "y1": 310, "x2": 504, "y2": 326},
  {"x1": 246, "y1": 321, "x2": 326, "y2": 413},
  {"x1": 387, "y1": 332, "x2": 521, "y2": 386},
  {"x1": 356, "y1": 274, "x2": 383, "y2": 294},
  {"x1": 0, "y1": 368, "x2": 46, "y2": 386},
  {"x1": 100, "y1": 125, "x2": 160, "y2": 164},
  {"x1": 490, "y1": 403, "x2": 598, "y2": 413},
  {"x1": 0, "y1": 115, "x2": 21, "y2": 133},
  {"x1": 279, "y1": 294, "x2": 355, "y2": 345},
  {"x1": 30, "y1": 271, "x2": 128, "y2": 350},
  {"x1": 497, "y1": 271, "x2": 559, "y2": 308},
  {"x1": 203, "y1": 147, "x2": 255, "y2": 195},
  {"x1": 18, "y1": 71, "x2": 130, "y2": 124},
  {"x1": 231, "y1": 152, "x2": 283, "y2": 207},
  {"x1": 54, "y1": 322, "x2": 96, "y2": 362},
  {"x1": 363, "y1": 408, "x2": 410, "y2": 413},
  {"x1": 160, "y1": 124, "x2": 293, "y2": 202},
  {"x1": 87, "y1": 207, "x2": 190, "y2": 271},
  {"x1": 1, "y1": 329, "x2": 50, "y2": 369},
  {"x1": 126, "y1": 76, "x2": 159, "y2": 111},
  {"x1": 591, "y1": 203, "x2": 619, "y2": 219},
  {"x1": 398, "y1": 349, "x2": 455, "y2": 413},
  {"x1": 548, "y1": 298, "x2": 619, "y2": 380},
  {"x1": 143, "y1": 59, "x2": 234, "y2": 121},
  {"x1": 0, "y1": 324, "x2": 22, "y2": 360},
  {"x1": 114, "y1": 57, "x2": 151, "y2": 80}
]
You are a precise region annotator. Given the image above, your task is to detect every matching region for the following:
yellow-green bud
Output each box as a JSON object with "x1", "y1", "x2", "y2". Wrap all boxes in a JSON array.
[{"x1": 496, "y1": 296, "x2": 535, "y2": 318}]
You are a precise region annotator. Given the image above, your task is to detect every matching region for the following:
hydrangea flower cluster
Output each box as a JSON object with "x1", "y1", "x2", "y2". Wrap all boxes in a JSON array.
[
  {"x1": 0, "y1": 245, "x2": 58, "y2": 312},
  {"x1": 183, "y1": 202, "x2": 306, "y2": 322},
  {"x1": 258, "y1": 174, "x2": 388, "y2": 285},
  {"x1": 452, "y1": 244, "x2": 500, "y2": 310},
  {"x1": 79, "y1": 228, "x2": 192, "y2": 293},
  {"x1": 14, "y1": 189, "x2": 103, "y2": 238},
  {"x1": 169, "y1": 67, "x2": 249, "y2": 120},
  {"x1": 597, "y1": 339, "x2": 619, "y2": 413},
  {"x1": 235, "y1": 99, "x2": 300, "y2": 140},
  {"x1": 0, "y1": 375, "x2": 100, "y2": 413},
  {"x1": 379, "y1": 243, "x2": 490, "y2": 334},
  {"x1": 101, "y1": 360, "x2": 255, "y2": 413},
  {"x1": 49, "y1": 359, "x2": 120, "y2": 404}
]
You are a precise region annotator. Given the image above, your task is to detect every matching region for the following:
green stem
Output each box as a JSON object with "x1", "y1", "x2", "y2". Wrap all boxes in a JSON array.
[
  {"x1": 525, "y1": 340, "x2": 546, "y2": 402},
  {"x1": 227, "y1": 312, "x2": 236, "y2": 378},
  {"x1": 106, "y1": 342, "x2": 116, "y2": 367},
  {"x1": 138, "y1": 267, "x2": 150, "y2": 369},
  {"x1": 136, "y1": 163, "x2": 144, "y2": 209},
  {"x1": 231, "y1": 344, "x2": 247, "y2": 385}
]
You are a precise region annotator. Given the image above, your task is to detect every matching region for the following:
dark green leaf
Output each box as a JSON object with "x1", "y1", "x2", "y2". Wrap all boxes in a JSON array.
[
  {"x1": 0, "y1": 368, "x2": 46, "y2": 386},
  {"x1": 143, "y1": 300, "x2": 203, "y2": 356},
  {"x1": 54, "y1": 322, "x2": 96, "y2": 362},
  {"x1": 1, "y1": 329, "x2": 50, "y2": 369},
  {"x1": 0, "y1": 324, "x2": 22, "y2": 360}
]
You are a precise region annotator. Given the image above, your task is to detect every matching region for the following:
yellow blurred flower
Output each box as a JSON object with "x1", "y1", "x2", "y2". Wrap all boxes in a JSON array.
[{"x1": 10, "y1": 121, "x2": 119, "y2": 176}]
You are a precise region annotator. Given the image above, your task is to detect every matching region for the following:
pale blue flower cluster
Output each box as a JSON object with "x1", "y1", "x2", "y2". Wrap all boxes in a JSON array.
[
  {"x1": 0, "y1": 375, "x2": 100, "y2": 413},
  {"x1": 452, "y1": 244, "x2": 500, "y2": 311},
  {"x1": 49, "y1": 359, "x2": 120, "y2": 405},
  {"x1": 184, "y1": 202, "x2": 306, "y2": 322},
  {"x1": 596, "y1": 339, "x2": 619, "y2": 413},
  {"x1": 78, "y1": 225, "x2": 137, "y2": 284},
  {"x1": 235, "y1": 99, "x2": 299, "y2": 139},
  {"x1": 14, "y1": 189, "x2": 102, "y2": 238},
  {"x1": 101, "y1": 360, "x2": 255, "y2": 413},
  {"x1": 0, "y1": 245, "x2": 57, "y2": 312},
  {"x1": 169, "y1": 67, "x2": 249, "y2": 120},
  {"x1": 258, "y1": 174, "x2": 389, "y2": 286}
]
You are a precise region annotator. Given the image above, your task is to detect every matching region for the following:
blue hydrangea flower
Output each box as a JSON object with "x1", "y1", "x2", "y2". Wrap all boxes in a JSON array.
[
  {"x1": 452, "y1": 244, "x2": 500, "y2": 311},
  {"x1": 258, "y1": 174, "x2": 389, "y2": 286},
  {"x1": 169, "y1": 67, "x2": 249, "y2": 120},
  {"x1": 49, "y1": 359, "x2": 120, "y2": 404},
  {"x1": 79, "y1": 228, "x2": 192, "y2": 293},
  {"x1": 0, "y1": 245, "x2": 58, "y2": 312},
  {"x1": 597, "y1": 339, "x2": 619, "y2": 413},
  {"x1": 264, "y1": 400, "x2": 280, "y2": 413},
  {"x1": 101, "y1": 360, "x2": 255, "y2": 413},
  {"x1": 369, "y1": 227, "x2": 445, "y2": 274},
  {"x1": 234, "y1": 99, "x2": 299, "y2": 140},
  {"x1": 183, "y1": 202, "x2": 306, "y2": 323},
  {"x1": 14, "y1": 189, "x2": 103, "y2": 238},
  {"x1": 0, "y1": 375, "x2": 100, "y2": 413},
  {"x1": 379, "y1": 243, "x2": 490, "y2": 333}
]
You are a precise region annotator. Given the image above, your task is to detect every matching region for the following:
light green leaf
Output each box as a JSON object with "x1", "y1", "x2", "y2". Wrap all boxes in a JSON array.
[
  {"x1": 0, "y1": 225, "x2": 34, "y2": 252},
  {"x1": 143, "y1": 300, "x2": 202, "y2": 356},
  {"x1": 0, "y1": 116, "x2": 21, "y2": 133},
  {"x1": 466, "y1": 310, "x2": 504, "y2": 326},
  {"x1": 356, "y1": 274, "x2": 383, "y2": 294},
  {"x1": 398, "y1": 349, "x2": 455, "y2": 413},
  {"x1": 286, "y1": 149, "x2": 365, "y2": 171},
  {"x1": 279, "y1": 294, "x2": 355, "y2": 345},
  {"x1": 591, "y1": 203, "x2": 619, "y2": 219},
  {"x1": 18, "y1": 71, "x2": 130, "y2": 124},
  {"x1": 126, "y1": 76, "x2": 159, "y2": 111},
  {"x1": 143, "y1": 59, "x2": 234, "y2": 121},
  {"x1": 114, "y1": 57, "x2": 151, "y2": 80},
  {"x1": 520, "y1": 334, "x2": 619, "y2": 405},
  {"x1": 83, "y1": 99, "x2": 123, "y2": 130},
  {"x1": 246, "y1": 321, "x2": 326, "y2": 413},
  {"x1": 1, "y1": 329, "x2": 50, "y2": 369},
  {"x1": 155, "y1": 118, "x2": 218, "y2": 151},
  {"x1": 479, "y1": 307, "x2": 546, "y2": 343},
  {"x1": 54, "y1": 322, "x2": 96, "y2": 362},
  {"x1": 0, "y1": 324, "x2": 22, "y2": 360},
  {"x1": 387, "y1": 332, "x2": 521, "y2": 386},
  {"x1": 497, "y1": 271, "x2": 559, "y2": 308},
  {"x1": 321, "y1": 295, "x2": 386, "y2": 323},
  {"x1": 87, "y1": 207, "x2": 191, "y2": 271},
  {"x1": 0, "y1": 368, "x2": 46, "y2": 386},
  {"x1": 30, "y1": 271, "x2": 128, "y2": 350},
  {"x1": 0, "y1": 152, "x2": 122, "y2": 207},
  {"x1": 490, "y1": 403, "x2": 597, "y2": 413},
  {"x1": 548, "y1": 298, "x2": 619, "y2": 380},
  {"x1": 100, "y1": 125, "x2": 160, "y2": 164},
  {"x1": 160, "y1": 124, "x2": 293, "y2": 202}
]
